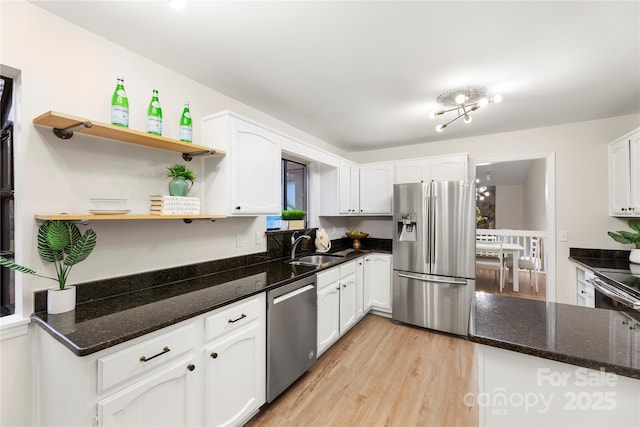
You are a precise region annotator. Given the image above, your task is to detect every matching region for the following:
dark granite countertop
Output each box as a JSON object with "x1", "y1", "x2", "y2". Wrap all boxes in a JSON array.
[
  {"x1": 469, "y1": 292, "x2": 640, "y2": 380},
  {"x1": 569, "y1": 247, "x2": 632, "y2": 272},
  {"x1": 31, "y1": 247, "x2": 384, "y2": 357}
]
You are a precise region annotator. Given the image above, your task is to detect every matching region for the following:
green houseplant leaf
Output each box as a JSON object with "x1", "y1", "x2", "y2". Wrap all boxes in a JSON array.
[
  {"x1": 37, "y1": 222, "x2": 64, "y2": 262},
  {"x1": 166, "y1": 164, "x2": 197, "y2": 183},
  {"x1": 64, "y1": 229, "x2": 97, "y2": 266},
  {"x1": 608, "y1": 219, "x2": 640, "y2": 249},
  {"x1": 0, "y1": 220, "x2": 98, "y2": 290}
]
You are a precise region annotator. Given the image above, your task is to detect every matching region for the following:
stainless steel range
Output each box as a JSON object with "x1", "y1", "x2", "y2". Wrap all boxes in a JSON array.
[{"x1": 589, "y1": 267, "x2": 640, "y2": 315}]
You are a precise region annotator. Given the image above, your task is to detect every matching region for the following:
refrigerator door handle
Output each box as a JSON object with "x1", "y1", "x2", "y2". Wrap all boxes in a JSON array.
[{"x1": 397, "y1": 273, "x2": 467, "y2": 286}]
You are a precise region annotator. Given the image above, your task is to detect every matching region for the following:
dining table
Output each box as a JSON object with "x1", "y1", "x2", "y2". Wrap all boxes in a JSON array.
[{"x1": 476, "y1": 242, "x2": 526, "y2": 291}]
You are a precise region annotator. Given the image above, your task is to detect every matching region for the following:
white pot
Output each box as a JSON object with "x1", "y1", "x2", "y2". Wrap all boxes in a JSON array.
[
  {"x1": 630, "y1": 249, "x2": 640, "y2": 265},
  {"x1": 47, "y1": 286, "x2": 76, "y2": 314}
]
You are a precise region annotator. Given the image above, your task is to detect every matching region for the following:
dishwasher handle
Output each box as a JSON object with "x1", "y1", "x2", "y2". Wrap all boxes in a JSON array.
[{"x1": 273, "y1": 284, "x2": 315, "y2": 305}]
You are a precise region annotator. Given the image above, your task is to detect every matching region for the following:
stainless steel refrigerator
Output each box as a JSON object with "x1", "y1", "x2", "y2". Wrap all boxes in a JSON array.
[{"x1": 392, "y1": 181, "x2": 476, "y2": 336}]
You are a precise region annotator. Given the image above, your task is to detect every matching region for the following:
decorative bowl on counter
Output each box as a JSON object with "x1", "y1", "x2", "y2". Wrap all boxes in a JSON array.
[{"x1": 345, "y1": 231, "x2": 369, "y2": 251}]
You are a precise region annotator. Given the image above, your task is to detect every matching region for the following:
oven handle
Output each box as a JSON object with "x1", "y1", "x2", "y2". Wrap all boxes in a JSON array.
[{"x1": 589, "y1": 278, "x2": 640, "y2": 311}]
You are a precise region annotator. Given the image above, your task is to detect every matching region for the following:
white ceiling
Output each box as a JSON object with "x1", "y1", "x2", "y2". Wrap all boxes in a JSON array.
[{"x1": 30, "y1": 1, "x2": 640, "y2": 152}]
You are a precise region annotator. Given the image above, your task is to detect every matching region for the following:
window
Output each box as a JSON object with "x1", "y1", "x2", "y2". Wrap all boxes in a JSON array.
[
  {"x1": 267, "y1": 158, "x2": 307, "y2": 230},
  {"x1": 0, "y1": 75, "x2": 15, "y2": 317}
]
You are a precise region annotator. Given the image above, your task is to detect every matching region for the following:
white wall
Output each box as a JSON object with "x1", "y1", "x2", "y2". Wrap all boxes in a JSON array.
[
  {"x1": 0, "y1": 3, "x2": 349, "y2": 425},
  {"x1": 495, "y1": 185, "x2": 523, "y2": 229},
  {"x1": 523, "y1": 159, "x2": 547, "y2": 230}
]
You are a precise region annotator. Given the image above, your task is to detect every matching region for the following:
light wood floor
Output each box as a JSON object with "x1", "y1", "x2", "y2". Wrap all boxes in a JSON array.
[
  {"x1": 246, "y1": 315, "x2": 478, "y2": 427},
  {"x1": 475, "y1": 268, "x2": 546, "y2": 301}
]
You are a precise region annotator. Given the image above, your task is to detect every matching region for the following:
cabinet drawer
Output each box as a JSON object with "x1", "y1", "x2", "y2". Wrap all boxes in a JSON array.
[
  {"x1": 317, "y1": 267, "x2": 340, "y2": 290},
  {"x1": 340, "y1": 261, "x2": 356, "y2": 277},
  {"x1": 205, "y1": 293, "x2": 265, "y2": 342},
  {"x1": 98, "y1": 323, "x2": 196, "y2": 393}
]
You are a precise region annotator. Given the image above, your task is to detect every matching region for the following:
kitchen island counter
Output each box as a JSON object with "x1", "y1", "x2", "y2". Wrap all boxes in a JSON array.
[
  {"x1": 31, "y1": 248, "x2": 385, "y2": 356},
  {"x1": 469, "y1": 291, "x2": 640, "y2": 380}
]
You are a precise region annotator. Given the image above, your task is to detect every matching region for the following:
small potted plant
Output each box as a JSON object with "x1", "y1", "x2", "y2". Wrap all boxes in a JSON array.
[
  {"x1": 608, "y1": 219, "x2": 640, "y2": 264},
  {"x1": 167, "y1": 164, "x2": 196, "y2": 196},
  {"x1": 0, "y1": 221, "x2": 97, "y2": 314},
  {"x1": 281, "y1": 209, "x2": 306, "y2": 230}
]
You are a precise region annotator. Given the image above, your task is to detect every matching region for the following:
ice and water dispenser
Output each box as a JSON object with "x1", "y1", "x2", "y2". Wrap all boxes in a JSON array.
[{"x1": 397, "y1": 213, "x2": 417, "y2": 242}]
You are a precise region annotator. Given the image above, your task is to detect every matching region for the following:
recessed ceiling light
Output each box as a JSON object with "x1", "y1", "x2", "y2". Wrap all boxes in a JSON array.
[{"x1": 169, "y1": 0, "x2": 185, "y2": 10}]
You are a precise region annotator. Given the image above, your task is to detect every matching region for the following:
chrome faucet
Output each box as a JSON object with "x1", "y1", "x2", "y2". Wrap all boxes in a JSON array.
[{"x1": 290, "y1": 231, "x2": 311, "y2": 260}]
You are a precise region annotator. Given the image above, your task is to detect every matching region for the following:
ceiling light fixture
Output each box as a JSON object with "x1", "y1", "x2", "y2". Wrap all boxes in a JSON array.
[
  {"x1": 429, "y1": 86, "x2": 502, "y2": 132},
  {"x1": 169, "y1": 0, "x2": 185, "y2": 10}
]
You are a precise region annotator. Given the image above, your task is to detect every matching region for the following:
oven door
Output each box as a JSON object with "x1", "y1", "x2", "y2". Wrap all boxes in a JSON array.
[{"x1": 590, "y1": 277, "x2": 640, "y2": 313}]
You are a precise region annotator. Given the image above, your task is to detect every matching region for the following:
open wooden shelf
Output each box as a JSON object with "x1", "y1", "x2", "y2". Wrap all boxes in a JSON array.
[
  {"x1": 33, "y1": 111, "x2": 225, "y2": 160},
  {"x1": 35, "y1": 213, "x2": 226, "y2": 222}
]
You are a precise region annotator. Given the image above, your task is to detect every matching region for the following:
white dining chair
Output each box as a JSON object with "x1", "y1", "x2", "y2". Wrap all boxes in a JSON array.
[
  {"x1": 505, "y1": 237, "x2": 540, "y2": 292},
  {"x1": 475, "y1": 242, "x2": 507, "y2": 292}
]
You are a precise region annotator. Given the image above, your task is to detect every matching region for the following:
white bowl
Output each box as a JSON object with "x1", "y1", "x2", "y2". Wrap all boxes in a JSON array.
[{"x1": 90, "y1": 198, "x2": 128, "y2": 211}]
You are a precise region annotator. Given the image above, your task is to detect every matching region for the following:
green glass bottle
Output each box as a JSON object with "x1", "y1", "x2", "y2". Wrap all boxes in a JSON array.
[
  {"x1": 147, "y1": 89, "x2": 162, "y2": 135},
  {"x1": 111, "y1": 77, "x2": 129, "y2": 128},
  {"x1": 179, "y1": 101, "x2": 193, "y2": 143}
]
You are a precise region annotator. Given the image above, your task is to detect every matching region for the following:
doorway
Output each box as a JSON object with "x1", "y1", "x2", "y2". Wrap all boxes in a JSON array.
[{"x1": 474, "y1": 153, "x2": 556, "y2": 302}]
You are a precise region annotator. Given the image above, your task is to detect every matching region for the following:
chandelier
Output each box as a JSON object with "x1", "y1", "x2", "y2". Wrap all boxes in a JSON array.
[{"x1": 429, "y1": 86, "x2": 502, "y2": 132}]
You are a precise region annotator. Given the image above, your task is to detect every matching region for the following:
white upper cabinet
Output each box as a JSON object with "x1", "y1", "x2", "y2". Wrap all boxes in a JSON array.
[
  {"x1": 339, "y1": 161, "x2": 360, "y2": 214},
  {"x1": 395, "y1": 154, "x2": 468, "y2": 184},
  {"x1": 201, "y1": 111, "x2": 281, "y2": 216},
  {"x1": 359, "y1": 163, "x2": 394, "y2": 215},
  {"x1": 609, "y1": 128, "x2": 640, "y2": 217}
]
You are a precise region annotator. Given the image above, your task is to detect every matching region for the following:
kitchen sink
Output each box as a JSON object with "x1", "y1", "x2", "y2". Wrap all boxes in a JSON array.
[{"x1": 287, "y1": 254, "x2": 344, "y2": 266}]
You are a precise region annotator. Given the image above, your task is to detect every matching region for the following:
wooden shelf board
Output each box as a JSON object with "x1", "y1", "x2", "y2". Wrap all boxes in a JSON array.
[
  {"x1": 33, "y1": 111, "x2": 225, "y2": 157},
  {"x1": 35, "y1": 214, "x2": 226, "y2": 221}
]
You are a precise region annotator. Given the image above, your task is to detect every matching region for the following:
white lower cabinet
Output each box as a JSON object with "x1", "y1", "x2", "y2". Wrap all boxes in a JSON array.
[
  {"x1": 317, "y1": 268, "x2": 341, "y2": 357},
  {"x1": 204, "y1": 294, "x2": 266, "y2": 426},
  {"x1": 316, "y1": 255, "x2": 391, "y2": 357},
  {"x1": 339, "y1": 262, "x2": 357, "y2": 334},
  {"x1": 355, "y1": 258, "x2": 365, "y2": 320},
  {"x1": 97, "y1": 355, "x2": 197, "y2": 427},
  {"x1": 364, "y1": 253, "x2": 393, "y2": 313},
  {"x1": 575, "y1": 265, "x2": 595, "y2": 308},
  {"x1": 35, "y1": 293, "x2": 266, "y2": 427}
]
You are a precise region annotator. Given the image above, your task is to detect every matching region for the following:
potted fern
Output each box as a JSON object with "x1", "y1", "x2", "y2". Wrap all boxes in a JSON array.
[
  {"x1": 166, "y1": 163, "x2": 196, "y2": 196},
  {"x1": 608, "y1": 219, "x2": 640, "y2": 264},
  {"x1": 0, "y1": 221, "x2": 97, "y2": 314}
]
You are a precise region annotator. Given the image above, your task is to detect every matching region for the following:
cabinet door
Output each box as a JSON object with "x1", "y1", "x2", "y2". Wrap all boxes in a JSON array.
[
  {"x1": 98, "y1": 357, "x2": 197, "y2": 427},
  {"x1": 365, "y1": 254, "x2": 392, "y2": 312},
  {"x1": 204, "y1": 319, "x2": 265, "y2": 427},
  {"x1": 630, "y1": 133, "x2": 640, "y2": 215},
  {"x1": 338, "y1": 162, "x2": 352, "y2": 214},
  {"x1": 632, "y1": 321, "x2": 640, "y2": 369},
  {"x1": 609, "y1": 138, "x2": 632, "y2": 216},
  {"x1": 231, "y1": 118, "x2": 281, "y2": 214},
  {"x1": 339, "y1": 273, "x2": 357, "y2": 335},
  {"x1": 395, "y1": 160, "x2": 427, "y2": 184},
  {"x1": 359, "y1": 164, "x2": 394, "y2": 214},
  {"x1": 429, "y1": 155, "x2": 468, "y2": 181},
  {"x1": 356, "y1": 258, "x2": 365, "y2": 320},
  {"x1": 317, "y1": 282, "x2": 340, "y2": 356}
]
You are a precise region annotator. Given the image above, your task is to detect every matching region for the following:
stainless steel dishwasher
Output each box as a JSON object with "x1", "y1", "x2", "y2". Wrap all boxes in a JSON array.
[{"x1": 266, "y1": 275, "x2": 317, "y2": 403}]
